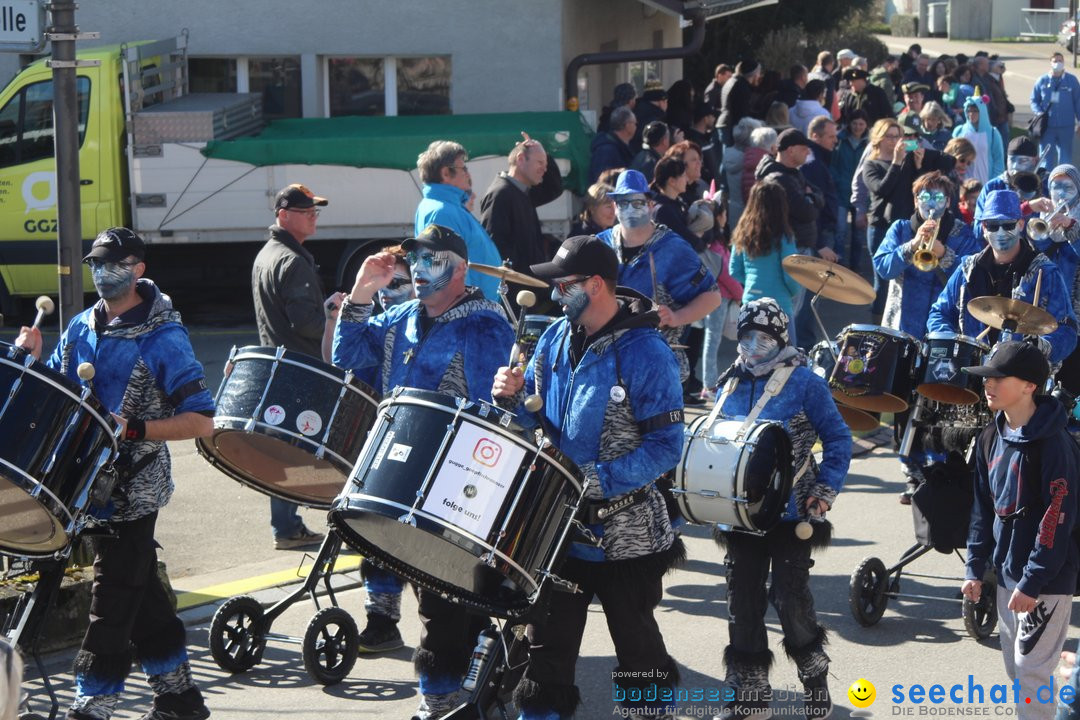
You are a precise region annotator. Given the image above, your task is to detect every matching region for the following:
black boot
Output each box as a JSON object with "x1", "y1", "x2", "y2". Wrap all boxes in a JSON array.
[
  {"x1": 802, "y1": 673, "x2": 832, "y2": 719},
  {"x1": 356, "y1": 612, "x2": 403, "y2": 653},
  {"x1": 717, "y1": 648, "x2": 773, "y2": 720}
]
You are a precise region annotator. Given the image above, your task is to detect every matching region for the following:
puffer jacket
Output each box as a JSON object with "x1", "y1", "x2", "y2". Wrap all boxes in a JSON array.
[{"x1": 415, "y1": 183, "x2": 503, "y2": 301}]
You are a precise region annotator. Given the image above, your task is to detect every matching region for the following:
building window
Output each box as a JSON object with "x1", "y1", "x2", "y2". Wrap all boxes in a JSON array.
[
  {"x1": 397, "y1": 57, "x2": 451, "y2": 115},
  {"x1": 627, "y1": 61, "x2": 661, "y2": 94},
  {"x1": 189, "y1": 58, "x2": 237, "y2": 93},
  {"x1": 0, "y1": 76, "x2": 90, "y2": 168},
  {"x1": 249, "y1": 57, "x2": 302, "y2": 120},
  {"x1": 328, "y1": 58, "x2": 384, "y2": 116}
]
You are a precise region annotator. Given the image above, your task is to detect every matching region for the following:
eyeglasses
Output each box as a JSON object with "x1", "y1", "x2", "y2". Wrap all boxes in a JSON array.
[
  {"x1": 87, "y1": 258, "x2": 139, "y2": 270},
  {"x1": 555, "y1": 276, "x2": 589, "y2": 294},
  {"x1": 983, "y1": 221, "x2": 1018, "y2": 232},
  {"x1": 406, "y1": 250, "x2": 441, "y2": 268},
  {"x1": 615, "y1": 199, "x2": 648, "y2": 210},
  {"x1": 386, "y1": 277, "x2": 412, "y2": 290},
  {"x1": 449, "y1": 163, "x2": 469, "y2": 174},
  {"x1": 917, "y1": 191, "x2": 947, "y2": 203},
  {"x1": 290, "y1": 208, "x2": 320, "y2": 217},
  {"x1": 883, "y1": 132, "x2": 902, "y2": 140}
]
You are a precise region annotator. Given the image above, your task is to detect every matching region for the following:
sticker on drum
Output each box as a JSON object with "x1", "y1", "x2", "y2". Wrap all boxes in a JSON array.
[
  {"x1": 388, "y1": 443, "x2": 412, "y2": 462},
  {"x1": 420, "y1": 422, "x2": 525, "y2": 538},
  {"x1": 263, "y1": 405, "x2": 286, "y2": 426},
  {"x1": 296, "y1": 410, "x2": 322, "y2": 436}
]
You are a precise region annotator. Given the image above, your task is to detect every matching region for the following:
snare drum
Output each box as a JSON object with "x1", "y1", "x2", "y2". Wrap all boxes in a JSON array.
[
  {"x1": 808, "y1": 341, "x2": 881, "y2": 432},
  {"x1": 329, "y1": 388, "x2": 583, "y2": 618},
  {"x1": 674, "y1": 417, "x2": 793, "y2": 533},
  {"x1": 829, "y1": 325, "x2": 919, "y2": 413},
  {"x1": 916, "y1": 333, "x2": 989, "y2": 405},
  {"x1": 196, "y1": 346, "x2": 379, "y2": 509},
  {"x1": 0, "y1": 343, "x2": 118, "y2": 557}
]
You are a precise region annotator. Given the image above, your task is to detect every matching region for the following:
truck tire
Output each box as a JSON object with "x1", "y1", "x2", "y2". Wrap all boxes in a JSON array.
[{"x1": 339, "y1": 241, "x2": 394, "y2": 291}]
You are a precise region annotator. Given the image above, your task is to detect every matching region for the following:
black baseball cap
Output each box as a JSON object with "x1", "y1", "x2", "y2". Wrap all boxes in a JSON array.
[
  {"x1": 83, "y1": 227, "x2": 145, "y2": 264},
  {"x1": 402, "y1": 224, "x2": 468, "y2": 260},
  {"x1": 531, "y1": 235, "x2": 618, "y2": 283},
  {"x1": 274, "y1": 183, "x2": 328, "y2": 211},
  {"x1": 842, "y1": 67, "x2": 869, "y2": 81},
  {"x1": 962, "y1": 341, "x2": 1050, "y2": 387}
]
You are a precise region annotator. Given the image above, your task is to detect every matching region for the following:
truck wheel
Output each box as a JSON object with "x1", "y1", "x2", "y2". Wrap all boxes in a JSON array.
[{"x1": 339, "y1": 242, "x2": 393, "y2": 291}]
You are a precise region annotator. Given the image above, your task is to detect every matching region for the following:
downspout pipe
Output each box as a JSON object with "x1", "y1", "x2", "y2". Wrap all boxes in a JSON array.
[{"x1": 564, "y1": 8, "x2": 707, "y2": 111}]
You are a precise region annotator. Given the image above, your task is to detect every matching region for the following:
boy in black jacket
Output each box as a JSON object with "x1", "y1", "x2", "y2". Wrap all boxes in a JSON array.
[{"x1": 962, "y1": 341, "x2": 1079, "y2": 720}]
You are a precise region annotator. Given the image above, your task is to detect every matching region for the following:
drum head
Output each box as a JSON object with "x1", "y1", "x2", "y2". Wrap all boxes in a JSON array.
[
  {"x1": 830, "y1": 388, "x2": 908, "y2": 413},
  {"x1": 916, "y1": 382, "x2": 981, "y2": 406},
  {"x1": 742, "y1": 424, "x2": 794, "y2": 532},
  {"x1": 0, "y1": 474, "x2": 67, "y2": 555},
  {"x1": 199, "y1": 430, "x2": 344, "y2": 509}
]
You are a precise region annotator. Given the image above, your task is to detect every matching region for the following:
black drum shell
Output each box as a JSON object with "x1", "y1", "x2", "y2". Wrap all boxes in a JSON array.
[
  {"x1": 196, "y1": 346, "x2": 379, "y2": 509},
  {"x1": 915, "y1": 334, "x2": 987, "y2": 405},
  {"x1": 829, "y1": 326, "x2": 917, "y2": 413},
  {"x1": 329, "y1": 388, "x2": 582, "y2": 618}
]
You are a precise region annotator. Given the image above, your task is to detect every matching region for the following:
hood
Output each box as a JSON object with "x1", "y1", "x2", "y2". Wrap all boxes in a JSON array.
[
  {"x1": 89, "y1": 279, "x2": 182, "y2": 338},
  {"x1": 755, "y1": 153, "x2": 785, "y2": 180},
  {"x1": 869, "y1": 67, "x2": 888, "y2": 81},
  {"x1": 961, "y1": 93, "x2": 993, "y2": 134},
  {"x1": 422, "y1": 182, "x2": 470, "y2": 204},
  {"x1": 994, "y1": 395, "x2": 1067, "y2": 444},
  {"x1": 610, "y1": 286, "x2": 660, "y2": 332},
  {"x1": 1047, "y1": 163, "x2": 1080, "y2": 217},
  {"x1": 591, "y1": 131, "x2": 627, "y2": 152}
]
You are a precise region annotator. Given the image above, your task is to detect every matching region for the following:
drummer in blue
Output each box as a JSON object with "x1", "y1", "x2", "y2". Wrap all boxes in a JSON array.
[
  {"x1": 492, "y1": 234, "x2": 685, "y2": 719},
  {"x1": 927, "y1": 188, "x2": 1078, "y2": 365},
  {"x1": 17, "y1": 228, "x2": 215, "y2": 720},
  {"x1": 332, "y1": 223, "x2": 514, "y2": 720}
]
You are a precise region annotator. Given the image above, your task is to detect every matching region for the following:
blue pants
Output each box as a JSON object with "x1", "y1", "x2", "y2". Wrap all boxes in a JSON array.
[
  {"x1": 1040, "y1": 125, "x2": 1076, "y2": 170},
  {"x1": 270, "y1": 496, "x2": 302, "y2": 539}
]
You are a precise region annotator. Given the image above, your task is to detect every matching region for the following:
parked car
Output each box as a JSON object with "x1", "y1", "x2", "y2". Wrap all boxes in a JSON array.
[{"x1": 1060, "y1": 13, "x2": 1079, "y2": 51}]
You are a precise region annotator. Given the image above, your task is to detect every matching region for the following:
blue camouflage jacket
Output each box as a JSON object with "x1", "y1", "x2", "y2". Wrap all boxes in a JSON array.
[
  {"x1": 47, "y1": 280, "x2": 214, "y2": 521},
  {"x1": 332, "y1": 289, "x2": 513, "y2": 399},
  {"x1": 415, "y1": 183, "x2": 503, "y2": 301},
  {"x1": 873, "y1": 213, "x2": 981, "y2": 338},
  {"x1": 503, "y1": 292, "x2": 684, "y2": 563}
]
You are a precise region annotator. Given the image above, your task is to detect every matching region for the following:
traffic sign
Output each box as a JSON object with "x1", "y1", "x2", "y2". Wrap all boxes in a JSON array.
[{"x1": 0, "y1": 1, "x2": 43, "y2": 53}]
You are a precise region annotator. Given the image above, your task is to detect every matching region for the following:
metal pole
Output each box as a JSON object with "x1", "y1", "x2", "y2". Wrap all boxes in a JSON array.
[
  {"x1": 1074, "y1": 0, "x2": 1078, "y2": 69},
  {"x1": 47, "y1": 0, "x2": 83, "y2": 327}
]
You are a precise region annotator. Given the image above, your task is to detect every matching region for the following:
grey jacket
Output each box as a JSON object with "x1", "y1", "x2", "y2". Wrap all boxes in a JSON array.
[{"x1": 252, "y1": 226, "x2": 325, "y2": 358}]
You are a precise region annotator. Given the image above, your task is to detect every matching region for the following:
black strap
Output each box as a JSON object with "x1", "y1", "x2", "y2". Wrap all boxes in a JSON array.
[
  {"x1": 167, "y1": 378, "x2": 208, "y2": 408},
  {"x1": 639, "y1": 409, "x2": 685, "y2": 434},
  {"x1": 582, "y1": 484, "x2": 652, "y2": 524},
  {"x1": 119, "y1": 447, "x2": 162, "y2": 480}
]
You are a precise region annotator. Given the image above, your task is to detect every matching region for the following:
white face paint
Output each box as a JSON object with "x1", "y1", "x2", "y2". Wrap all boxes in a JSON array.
[
  {"x1": 407, "y1": 250, "x2": 456, "y2": 299},
  {"x1": 88, "y1": 259, "x2": 136, "y2": 300},
  {"x1": 738, "y1": 329, "x2": 781, "y2": 365},
  {"x1": 614, "y1": 194, "x2": 651, "y2": 230},
  {"x1": 1007, "y1": 155, "x2": 1038, "y2": 175},
  {"x1": 377, "y1": 269, "x2": 414, "y2": 309},
  {"x1": 1050, "y1": 177, "x2": 1079, "y2": 209},
  {"x1": 551, "y1": 277, "x2": 590, "y2": 323},
  {"x1": 983, "y1": 220, "x2": 1020, "y2": 252}
]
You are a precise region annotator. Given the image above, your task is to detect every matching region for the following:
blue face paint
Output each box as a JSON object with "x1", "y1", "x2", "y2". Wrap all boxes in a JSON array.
[
  {"x1": 916, "y1": 190, "x2": 948, "y2": 220},
  {"x1": 408, "y1": 250, "x2": 456, "y2": 299},
  {"x1": 377, "y1": 272, "x2": 414, "y2": 309},
  {"x1": 738, "y1": 329, "x2": 780, "y2": 365},
  {"x1": 615, "y1": 194, "x2": 651, "y2": 230},
  {"x1": 89, "y1": 260, "x2": 135, "y2": 300},
  {"x1": 1007, "y1": 156, "x2": 1037, "y2": 175},
  {"x1": 984, "y1": 226, "x2": 1020, "y2": 252},
  {"x1": 1050, "y1": 177, "x2": 1079, "y2": 209},
  {"x1": 551, "y1": 279, "x2": 590, "y2": 323}
]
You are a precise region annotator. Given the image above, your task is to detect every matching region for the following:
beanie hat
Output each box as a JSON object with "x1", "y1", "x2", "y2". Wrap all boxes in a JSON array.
[
  {"x1": 1007, "y1": 135, "x2": 1038, "y2": 158},
  {"x1": 737, "y1": 298, "x2": 789, "y2": 347},
  {"x1": 736, "y1": 59, "x2": 760, "y2": 76}
]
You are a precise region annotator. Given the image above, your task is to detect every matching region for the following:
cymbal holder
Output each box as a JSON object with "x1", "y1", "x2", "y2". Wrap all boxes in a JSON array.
[{"x1": 809, "y1": 269, "x2": 835, "y2": 348}]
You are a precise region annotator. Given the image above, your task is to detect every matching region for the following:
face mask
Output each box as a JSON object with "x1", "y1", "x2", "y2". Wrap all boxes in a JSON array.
[
  {"x1": 408, "y1": 250, "x2": 456, "y2": 299},
  {"x1": 1050, "y1": 177, "x2": 1079, "y2": 210},
  {"x1": 916, "y1": 190, "x2": 948, "y2": 220},
  {"x1": 90, "y1": 261, "x2": 135, "y2": 300},
  {"x1": 738, "y1": 329, "x2": 781, "y2": 365},
  {"x1": 984, "y1": 226, "x2": 1020, "y2": 252},
  {"x1": 1007, "y1": 156, "x2": 1037, "y2": 174},
  {"x1": 551, "y1": 279, "x2": 590, "y2": 324},
  {"x1": 1052, "y1": 61, "x2": 1065, "y2": 73},
  {"x1": 377, "y1": 273, "x2": 413, "y2": 309},
  {"x1": 615, "y1": 196, "x2": 651, "y2": 230}
]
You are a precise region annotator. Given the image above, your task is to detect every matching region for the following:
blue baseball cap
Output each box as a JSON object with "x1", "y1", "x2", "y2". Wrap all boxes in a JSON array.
[
  {"x1": 977, "y1": 189, "x2": 1022, "y2": 223},
  {"x1": 607, "y1": 169, "x2": 650, "y2": 198}
]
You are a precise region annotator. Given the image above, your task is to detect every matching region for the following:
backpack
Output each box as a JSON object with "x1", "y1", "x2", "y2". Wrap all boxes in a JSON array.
[{"x1": 977, "y1": 423, "x2": 1080, "y2": 594}]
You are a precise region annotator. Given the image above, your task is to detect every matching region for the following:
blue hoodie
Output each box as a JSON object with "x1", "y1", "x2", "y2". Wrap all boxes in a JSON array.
[
  {"x1": 953, "y1": 94, "x2": 1004, "y2": 182},
  {"x1": 967, "y1": 397, "x2": 1080, "y2": 597},
  {"x1": 415, "y1": 183, "x2": 503, "y2": 301}
]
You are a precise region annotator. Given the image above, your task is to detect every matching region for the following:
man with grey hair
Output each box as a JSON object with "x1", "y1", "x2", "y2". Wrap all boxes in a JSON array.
[
  {"x1": 415, "y1": 140, "x2": 503, "y2": 300},
  {"x1": 723, "y1": 116, "x2": 763, "y2": 226},
  {"x1": 589, "y1": 105, "x2": 636, "y2": 183}
]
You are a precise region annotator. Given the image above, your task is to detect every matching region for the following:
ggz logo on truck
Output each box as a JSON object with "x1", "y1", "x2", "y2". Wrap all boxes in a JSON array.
[
  {"x1": 21, "y1": 171, "x2": 56, "y2": 232},
  {"x1": 23, "y1": 218, "x2": 57, "y2": 233}
]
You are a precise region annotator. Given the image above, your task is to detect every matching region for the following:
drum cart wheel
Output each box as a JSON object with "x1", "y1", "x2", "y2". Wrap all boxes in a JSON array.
[
  {"x1": 962, "y1": 573, "x2": 997, "y2": 640},
  {"x1": 209, "y1": 596, "x2": 266, "y2": 672},
  {"x1": 302, "y1": 607, "x2": 359, "y2": 685},
  {"x1": 849, "y1": 557, "x2": 889, "y2": 626}
]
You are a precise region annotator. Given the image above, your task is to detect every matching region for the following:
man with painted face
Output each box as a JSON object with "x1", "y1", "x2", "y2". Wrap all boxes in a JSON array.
[
  {"x1": 974, "y1": 136, "x2": 1052, "y2": 228},
  {"x1": 1031, "y1": 52, "x2": 1080, "y2": 171},
  {"x1": 596, "y1": 169, "x2": 722, "y2": 386},
  {"x1": 332, "y1": 223, "x2": 513, "y2": 720},
  {"x1": 709, "y1": 298, "x2": 851, "y2": 720},
  {"x1": 16, "y1": 228, "x2": 215, "y2": 720},
  {"x1": 491, "y1": 235, "x2": 685, "y2": 720},
  {"x1": 928, "y1": 189, "x2": 1078, "y2": 366},
  {"x1": 873, "y1": 172, "x2": 981, "y2": 502}
]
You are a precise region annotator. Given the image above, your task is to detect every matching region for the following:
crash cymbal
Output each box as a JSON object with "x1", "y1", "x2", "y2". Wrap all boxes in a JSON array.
[
  {"x1": 781, "y1": 255, "x2": 875, "y2": 305},
  {"x1": 468, "y1": 262, "x2": 549, "y2": 289},
  {"x1": 835, "y1": 403, "x2": 880, "y2": 433},
  {"x1": 966, "y1": 296, "x2": 1058, "y2": 336}
]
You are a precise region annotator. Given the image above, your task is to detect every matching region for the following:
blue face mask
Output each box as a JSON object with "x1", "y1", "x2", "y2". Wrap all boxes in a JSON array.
[
  {"x1": 551, "y1": 278, "x2": 590, "y2": 324},
  {"x1": 738, "y1": 329, "x2": 781, "y2": 365},
  {"x1": 377, "y1": 272, "x2": 414, "y2": 309},
  {"x1": 615, "y1": 196, "x2": 651, "y2": 230},
  {"x1": 408, "y1": 250, "x2": 456, "y2": 300},
  {"x1": 89, "y1": 260, "x2": 135, "y2": 300}
]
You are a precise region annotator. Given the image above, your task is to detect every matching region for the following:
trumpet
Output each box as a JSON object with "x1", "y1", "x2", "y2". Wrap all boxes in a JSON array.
[
  {"x1": 912, "y1": 210, "x2": 944, "y2": 272},
  {"x1": 1028, "y1": 202, "x2": 1069, "y2": 243}
]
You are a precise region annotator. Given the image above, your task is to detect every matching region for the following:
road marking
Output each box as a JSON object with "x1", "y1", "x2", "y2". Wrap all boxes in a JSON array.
[{"x1": 174, "y1": 553, "x2": 363, "y2": 610}]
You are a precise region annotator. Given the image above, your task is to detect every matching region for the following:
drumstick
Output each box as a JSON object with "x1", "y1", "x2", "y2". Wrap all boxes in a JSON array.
[
  {"x1": 77, "y1": 362, "x2": 97, "y2": 396},
  {"x1": 649, "y1": 254, "x2": 658, "y2": 302},
  {"x1": 32, "y1": 295, "x2": 54, "y2": 330},
  {"x1": 976, "y1": 325, "x2": 993, "y2": 342},
  {"x1": 1033, "y1": 268, "x2": 1043, "y2": 308},
  {"x1": 508, "y1": 290, "x2": 537, "y2": 367}
]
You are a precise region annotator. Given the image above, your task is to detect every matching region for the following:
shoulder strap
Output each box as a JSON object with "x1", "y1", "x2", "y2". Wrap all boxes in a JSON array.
[{"x1": 709, "y1": 365, "x2": 798, "y2": 442}]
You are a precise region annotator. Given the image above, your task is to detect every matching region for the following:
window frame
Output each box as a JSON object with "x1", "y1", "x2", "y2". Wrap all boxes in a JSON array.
[{"x1": 0, "y1": 74, "x2": 91, "y2": 169}]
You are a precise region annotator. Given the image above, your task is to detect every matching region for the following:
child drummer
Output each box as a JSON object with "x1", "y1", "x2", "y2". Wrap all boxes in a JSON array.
[{"x1": 711, "y1": 297, "x2": 851, "y2": 720}]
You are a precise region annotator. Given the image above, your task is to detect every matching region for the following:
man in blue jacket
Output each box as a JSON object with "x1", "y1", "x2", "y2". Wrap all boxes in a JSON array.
[
  {"x1": 1031, "y1": 52, "x2": 1080, "y2": 171},
  {"x1": 415, "y1": 140, "x2": 503, "y2": 301},
  {"x1": 928, "y1": 189, "x2": 1078, "y2": 366},
  {"x1": 333, "y1": 223, "x2": 514, "y2": 720},
  {"x1": 492, "y1": 235, "x2": 684, "y2": 719},
  {"x1": 962, "y1": 341, "x2": 1080, "y2": 720}
]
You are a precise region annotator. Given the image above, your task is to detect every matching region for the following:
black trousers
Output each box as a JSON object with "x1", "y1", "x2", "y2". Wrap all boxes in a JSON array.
[{"x1": 414, "y1": 588, "x2": 489, "y2": 694}]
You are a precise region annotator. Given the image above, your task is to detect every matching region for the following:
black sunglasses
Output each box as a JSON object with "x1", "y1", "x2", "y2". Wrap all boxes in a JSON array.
[
  {"x1": 983, "y1": 221, "x2": 1017, "y2": 232},
  {"x1": 386, "y1": 277, "x2": 412, "y2": 290}
]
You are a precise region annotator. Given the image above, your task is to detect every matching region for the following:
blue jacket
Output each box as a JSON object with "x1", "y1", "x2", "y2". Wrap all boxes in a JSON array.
[
  {"x1": 504, "y1": 293, "x2": 683, "y2": 563},
  {"x1": 927, "y1": 243, "x2": 1078, "y2": 364},
  {"x1": 332, "y1": 289, "x2": 514, "y2": 400},
  {"x1": 873, "y1": 213, "x2": 981, "y2": 338},
  {"x1": 589, "y1": 131, "x2": 635, "y2": 184},
  {"x1": 717, "y1": 361, "x2": 851, "y2": 522},
  {"x1": 415, "y1": 183, "x2": 503, "y2": 301},
  {"x1": 967, "y1": 397, "x2": 1080, "y2": 597},
  {"x1": 47, "y1": 280, "x2": 215, "y2": 521},
  {"x1": 1037, "y1": 233, "x2": 1080, "y2": 320},
  {"x1": 729, "y1": 235, "x2": 802, "y2": 319},
  {"x1": 1031, "y1": 71, "x2": 1080, "y2": 129},
  {"x1": 974, "y1": 173, "x2": 1048, "y2": 231},
  {"x1": 831, "y1": 130, "x2": 868, "y2": 210}
]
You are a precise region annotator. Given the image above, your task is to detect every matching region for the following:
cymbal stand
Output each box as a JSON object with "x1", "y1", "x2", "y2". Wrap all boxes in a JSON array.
[
  {"x1": 494, "y1": 262, "x2": 520, "y2": 325},
  {"x1": 809, "y1": 270, "x2": 836, "y2": 349}
]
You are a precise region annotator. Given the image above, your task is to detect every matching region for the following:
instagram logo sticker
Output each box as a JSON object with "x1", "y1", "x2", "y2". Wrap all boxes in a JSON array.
[{"x1": 472, "y1": 438, "x2": 503, "y2": 467}]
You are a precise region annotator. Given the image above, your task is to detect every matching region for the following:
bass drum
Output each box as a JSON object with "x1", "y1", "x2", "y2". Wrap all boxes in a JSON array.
[
  {"x1": 674, "y1": 416, "x2": 793, "y2": 533},
  {"x1": 0, "y1": 343, "x2": 117, "y2": 557},
  {"x1": 197, "y1": 346, "x2": 379, "y2": 509},
  {"x1": 329, "y1": 389, "x2": 583, "y2": 618}
]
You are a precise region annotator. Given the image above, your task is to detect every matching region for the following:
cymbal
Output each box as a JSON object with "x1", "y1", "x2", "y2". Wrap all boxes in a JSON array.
[
  {"x1": 835, "y1": 403, "x2": 880, "y2": 433},
  {"x1": 781, "y1": 255, "x2": 875, "y2": 305},
  {"x1": 468, "y1": 263, "x2": 549, "y2": 289},
  {"x1": 966, "y1": 296, "x2": 1058, "y2": 336}
]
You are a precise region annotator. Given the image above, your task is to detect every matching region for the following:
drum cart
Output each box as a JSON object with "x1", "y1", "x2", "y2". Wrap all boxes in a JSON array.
[{"x1": 207, "y1": 532, "x2": 361, "y2": 685}]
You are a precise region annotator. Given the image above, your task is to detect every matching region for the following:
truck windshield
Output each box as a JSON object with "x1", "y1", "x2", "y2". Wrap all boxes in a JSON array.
[{"x1": 0, "y1": 76, "x2": 90, "y2": 168}]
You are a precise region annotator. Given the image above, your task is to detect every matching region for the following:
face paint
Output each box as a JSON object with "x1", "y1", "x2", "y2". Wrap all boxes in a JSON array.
[
  {"x1": 1052, "y1": 61, "x2": 1065, "y2": 73},
  {"x1": 407, "y1": 250, "x2": 456, "y2": 299},
  {"x1": 377, "y1": 272, "x2": 414, "y2": 309},
  {"x1": 737, "y1": 329, "x2": 781, "y2": 365},
  {"x1": 984, "y1": 226, "x2": 1020, "y2": 252},
  {"x1": 1050, "y1": 177, "x2": 1079, "y2": 209},
  {"x1": 89, "y1": 260, "x2": 135, "y2": 300},
  {"x1": 550, "y1": 278, "x2": 590, "y2": 323},
  {"x1": 614, "y1": 195, "x2": 651, "y2": 230},
  {"x1": 1007, "y1": 155, "x2": 1037, "y2": 175},
  {"x1": 916, "y1": 190, "x2": 947, "y2": 220}
]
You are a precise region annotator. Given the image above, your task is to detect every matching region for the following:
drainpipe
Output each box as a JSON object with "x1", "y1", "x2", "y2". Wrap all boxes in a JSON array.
[{"x1": 564, "y1": 8, "x2": 707, "y2": 111}]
